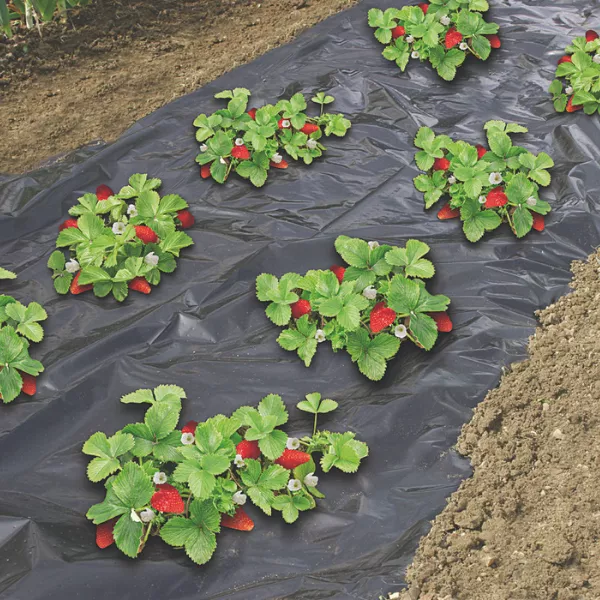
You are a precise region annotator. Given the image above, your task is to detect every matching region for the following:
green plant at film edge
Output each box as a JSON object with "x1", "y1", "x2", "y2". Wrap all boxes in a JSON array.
[
  {"x1": 0, "y1": 270, "x2": 46, "y2": 403},
  {"x1": 48, "y1": 174, "x2": 194, "y2": 301},
  {"x1": 256, "y1": 235, "x2": 452, "y2": 382},
  {"x1": 194, "y1": 88, "x2": 351, "y2": 187},
  {"x1": 0, "y1": 0, "x2": 90, "y2": 38},
  {"x1": 548, "y1": 32, "x2": 600, "y2": 114},
  {"x1": 413, "y1": 121, "x2": 553, "y2": 242},
  {"x1": 368, "y1": 0, "x2": 500, "y2": 82},
  {"x1": 84, "y1": 385, "x2": 368, "y2": 565}
]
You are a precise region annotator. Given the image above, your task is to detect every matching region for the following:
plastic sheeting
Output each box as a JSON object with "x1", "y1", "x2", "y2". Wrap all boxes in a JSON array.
[{"x1": 1, "y1": 0, "x2": 599, "y2": 597}]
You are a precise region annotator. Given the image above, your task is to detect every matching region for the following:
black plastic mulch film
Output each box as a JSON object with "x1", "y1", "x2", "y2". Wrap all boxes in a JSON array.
[{"x1": 0, "y1": 0, "x2": 599, "y2": 598}]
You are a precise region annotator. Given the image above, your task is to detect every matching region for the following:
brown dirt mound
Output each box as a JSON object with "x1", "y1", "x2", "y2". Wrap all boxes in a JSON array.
[
  {"x1": 0, "y1": 0, "x2": 356, "y2": 174},
  {"x1": 396, "y1": 250, "x2": 600, "y2": 600}
]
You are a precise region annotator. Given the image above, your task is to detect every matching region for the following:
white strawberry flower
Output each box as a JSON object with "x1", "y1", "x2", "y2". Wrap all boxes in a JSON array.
[
  {"x1": 286, "y1": 437, "x2": 300, "y2": 450},
  {"x1": 65, "y1": 259, "x2": 80, "y2": 274},
  {"x1": 489, "y1": 172, "x2": 503, "y2": 185},
  {"x1": 153, "y1": 471, "x2": 167, "y2": 485},
  {"x1": 368, "y1": 240, "x2": 380, "y2": 250},
  {"x1": 287, "y1": 479, "x2": 302, "y2": 492},
  {"x1": 440, "y1": 15, "x2": 451, "y2": 26},
  {"x1": 594, "y1": 54, "x2": 600, "y2": 64},
  {"x1": 271, "y1": 152, "x2": 283, "y2": 164},
  {"x1": 281, "y1": 119, "x2": 291, "y2": 128},
  {"x1": 234, "y1": 454, "x2": 245, "y2": 468},
  {"x1": 219, "y1": 157, "x2": 227, "y2": 165},
  {"x1": 363, "y1": 285, "x2": 377, "y2": 300},
  {"x1": 394, "y1": 324, "x2": 408, "y2": 339},
  {"x1": 112, "y1": 222, "x2": 126, "y2": 235},
  {"x1": 406, "y1": 35, "x2": 415, "y2": 44},
  {"x1": 565, "y1": 86, "x2": 574, "y2": 95},
  {"x1": 181, "y1": 432, "x2": 195, "y2": 445},
  {"x1": 315, "y1": 329, "x2": 326, "y2": 343},
  {"x1": 307, "y1": 138, "x2": 318, "y2": 150},
  {"x1": 478, "y1": 195, "x2": 487, "y2": 204},
  {"x1": 130, "y1": 508, "x2": 142, "y2": 523},
  {"x1": 232, "y1": 490, "x2": 247, "y2": 505},
  {"x1": 411, "y1": 51, "x2": 420, "y2": 59},
  {"x1": 459, "y1": 42, "x2": 468, "y2": 51},
  {"x1": 526, "y1": 196, "x2": 537, "y2": 207},
  {"x1": 144, "y1": 252, "x2": 159, "y2": 267},
  {"x1": 235, "y1": 138, "x2": 245, "y2": 146},
  {"x1": 140, "y1": 508, "x2": 155, "y2": 523},
  {"x1": 304, "y1": 472, "x2": 319, "y2": 487},
  {"x1": 448, "y1": 175, "x2": 457, "y2": 185},
  {"x1": 200, "y1": 144, "x2": 208, "y2": 152}
]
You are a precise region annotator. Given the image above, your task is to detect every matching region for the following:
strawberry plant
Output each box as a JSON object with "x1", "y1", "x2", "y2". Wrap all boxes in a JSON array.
[
  {"x1": 256, "y1": 236, "x2": 452, "y2": 382},
  {"x1": 0, "y1": 288, "x2": 46, "y2": 403},
  {"x1": 1, "y1": 0, "x2": 90, "y2": 38},
  {"x1": 194, "y1": 88, "x2": 351, "y2": 187},
  {"x1": 368, "y1": 0, "x2": 501, "y2": 81},
  {"x1": 413, "y1": 121, "x2": 553, "y2": 241},
  {"x1": 84, "y1": 385, "x2": 368, "y2": 564},
  {"x1": 548, "y1": 30, "x2": 600, "y2": 114},
  {"x1": 48, "y1": 175, "x2": 194, "y2": 302}
]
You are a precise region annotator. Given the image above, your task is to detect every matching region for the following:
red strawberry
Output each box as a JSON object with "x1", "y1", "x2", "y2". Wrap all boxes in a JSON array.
[
  {"x1": 291, "y1": 299, "x2": 311, "y2": 319},
  {"x1": 278, "y1": 118, "x2": 291, "y2": 129},
  {"x1": 70, "y1": 272, "x2": 93, "y2": 295},
  {"x1": 181, "y1": 420, "x2": 198, "y2": 434},
  {"x1": 135, "y1": 225, "x2": 159, "y2": 244},
  {"x1": 231, "y1": 144, "x2": 251, "y2": 160},
  {"x1": 177, "y1": 209, "x2": 195, "y2": 229},
  {"x1": 20, "y1": 373, "x2": 36, "y2": 396},
  {"x1": 96, "y1": 518, "x2": 117, "y2": 549},
  {"x1": 532, "y1": 213, "x2": 545, "y2": 232},
  {"x1": 221, "y1": 507, "x2": 254, "y2": 531},
  {"x1": 392, "y1": 25, "x2": 406, "y2": 40},
  {"x1": 557, "y1": 55, "x2": 572, "y2": 65},
  {"x1": 445, "y1": 27, "x2": 463, "y2": 49},
  {"x1": 330, "y1": 265, "x2": 345, "y2": 283},
  {"x1": 437, "y1": 202, "x2": 460, "y2": 220},
  {"x1": 418, "y1": 2, "x2": 429, "y2": 13},
  {"x1": 275, "y1": 449, "x2": 311, "y2": 470},
  {"x1": 236, "y1": 439, "x2": 261, "y2": 460},
  {"x1": 96, "y1": 185, "x2": 114, "y2": 201},
  {"x1": 201, "y1": 164, "x2": 212, "y2": 179},
  {"x1": 247, "y1": 108, "x2": 257, "y2": 120},
  {"x1": 585, "y1": 30, "x2": 599, "y2": 42},
  {"x1": 128, "y1": 277, "x2": 151, "y2": 295},
  {"x1": 59, "y1": 218, "x2": 79, "y2": 231},
  {"x1": 485, "y1": 34, "x2": 501, "y2": 49},
  {"x1": 476, "y1": 144, "x2": 488, "y2": 160},
  {"x1": 270, "y1": 159, "x2": 289, "y2": 169},
  {"x1": 151, "y1": 484, "x2": 185, "y2": 514},
  {"x1": 430, "y1": 311, "x2": 453, "y2": 332},
  {"x1": 485, "y1": 186, "x2": 508, "y2": 208},
  {"x1": 566, "y1": 96, "x2": 583, "y2": 113},
  {"x1": 301, "y1": 123, "x2": 320, "y2": 135},
  {"x1": 433, "y1": 157, "x2": 451, "y2": 171},
  {"x1": 369, "y1": 302, "x2": 397, "y2": 334}
]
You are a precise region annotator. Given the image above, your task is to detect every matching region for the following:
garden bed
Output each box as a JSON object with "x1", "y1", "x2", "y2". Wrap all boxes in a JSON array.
[{"x1": 397, "y1": 249, "x2": 600, "y2": 600}]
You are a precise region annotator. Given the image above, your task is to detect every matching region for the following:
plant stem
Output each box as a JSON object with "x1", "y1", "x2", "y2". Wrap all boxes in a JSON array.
[
  {"x1": 25, "y1": 1, "x2": 34, "y2": 29},
  {"x1": 313, "y1": 413, "x2": 318, "y2": 437}
]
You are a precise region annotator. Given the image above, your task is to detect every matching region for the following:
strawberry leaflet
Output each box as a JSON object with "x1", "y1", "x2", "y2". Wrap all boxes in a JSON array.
[
  {"x1": 256, "y1": 236, "x2": 452, "y2": 381},
  {"x1": 84, "y1": 386, "x2": 367, "y2": 564},
  {"x1": 549, "y1": 31, "x2": 600, "y2": 114},
  {"x1": 369, "y1": 1, "x2": 500, "y2": 81},
  {"x1": 413, "y1": 121, "x2": 553, "y2": 241}
]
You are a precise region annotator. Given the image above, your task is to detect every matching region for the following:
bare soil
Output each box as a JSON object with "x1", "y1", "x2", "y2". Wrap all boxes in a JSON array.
[
  {"x1": 397, "y1": 250, "x2": 600, "y2": 600},
  {"x1": 0, "y1": 0, "x2": 357, "y2": 174}
]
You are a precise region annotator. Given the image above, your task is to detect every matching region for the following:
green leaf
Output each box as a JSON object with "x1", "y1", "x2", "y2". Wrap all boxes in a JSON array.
[
  {"x1": 113, "y1": 514, "x2": 143, "y2": 558},
  {"x1": 346, "y1": 329, "x2": 400, "y2": 381},
  {"x1": 145, "y1": 402, "x2": 180, "y2": 440},
  {"x1": 258, "y1": 394, "x2": 288, "y2": 426},
  {"x1": 429, "y1": 47, "x2": 466, "y2": 81},
  {"x1": 110, "y1": 463, "x2": 154, "y2": 510},
  {"x1": 258, "y1": 429, "x2": 288, "y2": 460},
  {"x1": 0, "y1": 267, "x2": 16, "y2": 280},
  {"x1": 512, "y1": 206, "x2": 534, "y2": 238}
]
